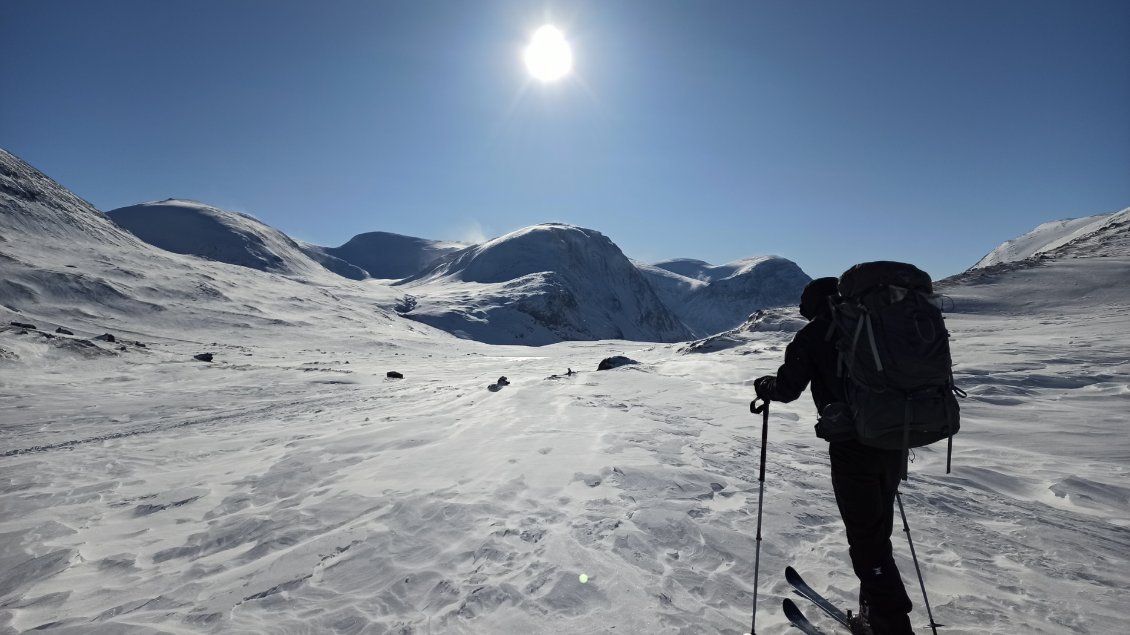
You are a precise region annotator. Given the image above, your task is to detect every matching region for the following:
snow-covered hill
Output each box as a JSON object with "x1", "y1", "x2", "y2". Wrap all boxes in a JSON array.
[
  {"x1": 972, "y1": 207, "x2": 1130, "y2": 268},
  {"x1": 107, "y1": 199, "x2": 333, "y2": 278},
  {"x1": 293, "y1": 241, "x2": 370, "y2": 280},
  {"x1": 324, "y1": 231, "x2": 466, "y2": 280},
  {"x1": 0, "y1": 150, "x2": 409, "y2": 344},
  {"x1": 396, "y1": 224, "x2": 693, "y2": 344},
  {"x1": 639, "y1": 256, "x2": 810, "y2": 337}
]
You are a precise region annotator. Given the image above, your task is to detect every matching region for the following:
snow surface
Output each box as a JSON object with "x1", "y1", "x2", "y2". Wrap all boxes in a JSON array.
[{"x1": 2, "y1": 148, "x2": 1129, "y2": 634}]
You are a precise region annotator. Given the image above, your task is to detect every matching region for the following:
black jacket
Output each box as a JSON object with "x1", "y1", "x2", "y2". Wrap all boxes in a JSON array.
[{"x1": 764, "y1": 315, "x2": 844, "y2": 414}]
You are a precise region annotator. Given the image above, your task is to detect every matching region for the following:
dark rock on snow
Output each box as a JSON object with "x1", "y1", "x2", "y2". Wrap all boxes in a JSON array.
[
  {"x1": 94, "y1": 333, "x2": 116, "y2": 342},
  {"x1": 10, "y1": 321, "x2": 36, "y2": 330},
  {"x1": 193, "y1": 353, "x2": 213, "y2": 362},
  {"x1": 597, "y1": 356, "x2": 638, "y2": 371},
  {"x1": 386, "y1": 371, "x2": 404, "y2": 379},
  {"x1": 55, "y1": 327, "x2": 74, "y2": 335}
]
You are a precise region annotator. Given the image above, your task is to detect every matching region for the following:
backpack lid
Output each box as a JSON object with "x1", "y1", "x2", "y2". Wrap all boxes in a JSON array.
[{"x1": 838, "y1": 261, "x2": 933, "y2": 299}]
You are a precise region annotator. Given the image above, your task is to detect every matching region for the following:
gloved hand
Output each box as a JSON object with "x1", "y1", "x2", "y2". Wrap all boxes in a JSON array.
[{"x1": 754, "y1": 375, "x2": 775, "y2": 402}]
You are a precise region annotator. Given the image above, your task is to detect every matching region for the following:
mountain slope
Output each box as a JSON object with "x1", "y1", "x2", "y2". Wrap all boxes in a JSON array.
[
  {"x1": 943, "y1": 206, "x2": 1130, "y2": 314},
  {"x1": 0, "y1": 148, "x2": 408, "y2": 343},
  {"x1": 396, "y1": 224, "x2": 693, "y2": 344},
  {"x1": 107, "y1": 199, "x2": 332, "y2": 278},
  {"x1": 294, "y1": 241, "x2": 369, "y2": 280},
  {"x1": 1, "y1": 149, "x2": 141, "y2": 249},
  {"x1": 973, "y1": 208, "x2": 1129, "y2": 268},
  {"x1": 639, "y1": 256, "x2": 810, "y2": 337},
  {"x1": 325, "y1": 231, "x2": 466, "y2": 280}
]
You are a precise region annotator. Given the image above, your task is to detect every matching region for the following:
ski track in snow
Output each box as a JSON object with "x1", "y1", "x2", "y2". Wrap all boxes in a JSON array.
[{"x1": 2, "y1": 311, "x2": 1128, "y2": 635}]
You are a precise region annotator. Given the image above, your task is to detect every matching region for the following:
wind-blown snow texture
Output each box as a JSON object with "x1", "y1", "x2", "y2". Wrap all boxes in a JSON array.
[{"x1": 2, "y1": 147, "x2": 1128, "y2": 634}]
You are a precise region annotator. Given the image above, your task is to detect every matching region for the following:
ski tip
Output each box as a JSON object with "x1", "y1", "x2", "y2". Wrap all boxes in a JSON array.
[
  {"x1": 785, "y1": 565, "x2": 801, "y2": 581},
  {"x1": 782, "y1": 597, "x2": 801, "y2": 613}
]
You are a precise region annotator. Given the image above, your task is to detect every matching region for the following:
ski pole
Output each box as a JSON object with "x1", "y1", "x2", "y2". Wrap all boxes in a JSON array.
[
  {"x1": 896, "y1": 490, "x2": 941, "y2": 635},
  {"x1": 747, "y1": 396, "x2": 770, "y2": 635}
]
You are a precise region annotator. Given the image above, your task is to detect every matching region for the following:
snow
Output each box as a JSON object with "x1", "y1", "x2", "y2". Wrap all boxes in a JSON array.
[
  {"x1": 322, "y1": 232, "x2": 466, "y2": 281},
  {"x1": 395, "y1": 224, "x2": 692, "y2": 344},
  {"x1": 638, "y1": 257, "x2": 810, "y2": 338},
  {"x1": 107, "y1": 200, "x2": 332, "y2": 278},
  {"x1": 2, "y1": 148, "x2": 1129, "y2": 634},
  {"x1": 972, "y1": 208, "x2": 1130, "y2": 269}
]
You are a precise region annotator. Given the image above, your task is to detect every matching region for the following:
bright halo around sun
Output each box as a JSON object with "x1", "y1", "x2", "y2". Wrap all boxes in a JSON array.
[{"x1": 524, "y1": 25, "x2": 573, "y2": 82}]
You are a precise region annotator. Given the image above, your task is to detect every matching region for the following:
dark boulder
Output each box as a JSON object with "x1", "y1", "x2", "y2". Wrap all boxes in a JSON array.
[
  {"x1": 387, "y1": 371, "x2": 404, "y2": 379},
  {"x1": 94, "y1": 333, "x2": 116, "y2": 343},
  {"x1": 10, "y1": 322, "x2": 36, "y2": 330},
  {"x1": 597, "y1": 356, "x2": 638, "y2": 371},
  {"x1": 193, "y1": 353, "x2": 214, "y2": 362},
  {"x1": 55, "y1": 327, "x2": 74, "y2": 335}
]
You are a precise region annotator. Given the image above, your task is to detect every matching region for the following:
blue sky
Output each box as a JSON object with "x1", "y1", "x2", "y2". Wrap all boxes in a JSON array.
[{"x1": 3, "y1": 0, "x2": 1128, "y2": 278}]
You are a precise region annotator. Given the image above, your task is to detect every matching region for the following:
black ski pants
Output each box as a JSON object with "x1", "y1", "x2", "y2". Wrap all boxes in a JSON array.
[{"x1": 829, "y1": 439, "x2": 914, "y2": 633}]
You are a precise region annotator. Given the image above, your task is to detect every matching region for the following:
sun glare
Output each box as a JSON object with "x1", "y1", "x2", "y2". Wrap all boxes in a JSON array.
[{"x1": 524, "y1": 25, "x2": 573, "y2": 82}]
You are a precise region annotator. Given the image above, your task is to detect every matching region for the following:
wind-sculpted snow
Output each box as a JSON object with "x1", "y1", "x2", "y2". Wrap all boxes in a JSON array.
[
  {"x1": 2, "y1": 148, "x2": 1128, "y2": 633},
  {"x1": 3, "y1": 295, "x2": 1128, "y2": 634},
  {"x1": 396, "y1": 224, "x2": 693, "y2": 344}
]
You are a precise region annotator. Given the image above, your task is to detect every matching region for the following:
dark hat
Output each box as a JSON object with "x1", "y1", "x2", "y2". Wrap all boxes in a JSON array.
[{"x1": 799, "y1": 277, "x2": 839, "y2": 320}]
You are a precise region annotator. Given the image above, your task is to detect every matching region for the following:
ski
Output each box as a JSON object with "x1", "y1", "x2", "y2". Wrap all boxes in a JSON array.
[
  {"x1": 786, "y1": 566, "x2": 851, "y2": 628},
  {"x1": 783, "y1": 598, "x2": 832, "y2": 635}
]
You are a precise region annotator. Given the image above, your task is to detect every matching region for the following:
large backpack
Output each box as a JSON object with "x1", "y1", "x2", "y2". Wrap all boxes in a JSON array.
[{"x1": 827, "y1": 261, "x2": 963, "y2": 471}]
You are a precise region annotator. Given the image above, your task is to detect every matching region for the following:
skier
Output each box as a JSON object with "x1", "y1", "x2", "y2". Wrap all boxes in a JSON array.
[{"x1": 754, "y1": 277, "x2": 914, "y2": 635}]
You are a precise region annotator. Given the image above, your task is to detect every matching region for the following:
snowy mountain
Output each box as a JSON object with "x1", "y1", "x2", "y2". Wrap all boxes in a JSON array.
[
  {"x1": 0, "y1": 150, "x2": 406, "y2": 339},
  {"x1": 0, "y1": 149, "x2": 140, "y2": 249},
  {"x1": 638, "y1": 256, "x2": 810, "y2": 337},
  {"x1": 396, "y1": 223, "x2": 693, "y2": 344},
  {"x1": 972, "y1": 207, "x2": 1130, "y2": 268},
  {"x1": 324, "y1": 231, "x2": 466, "y2": 280},
  {"x1": 2, "y1": 147, "x2": 1128, "y2": 634},
  {"x1": 293, "y1": 240, "x2": 370, "y2": 280},
  {"x1": 107, "y1": 199, "x2": 333, "y2": 278}
]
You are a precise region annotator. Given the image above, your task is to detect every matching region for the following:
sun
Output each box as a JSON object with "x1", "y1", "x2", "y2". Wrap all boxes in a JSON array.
[{"x1": 524, "y1": 25, "x2": 573, "y2": 82}]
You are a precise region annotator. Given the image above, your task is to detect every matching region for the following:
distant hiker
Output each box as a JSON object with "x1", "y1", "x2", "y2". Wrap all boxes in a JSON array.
[{"x1": 754, "y1": 276, "x2": 915, "y2": 635}]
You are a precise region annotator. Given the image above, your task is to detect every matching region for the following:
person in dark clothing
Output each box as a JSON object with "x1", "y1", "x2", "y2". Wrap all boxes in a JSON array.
[{"x1": 754, "y1": 277, "x2": 915, "y2": 635}]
